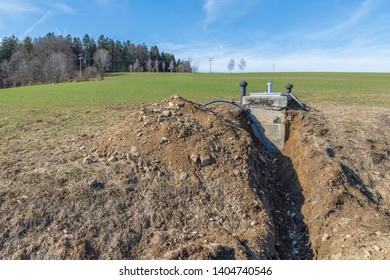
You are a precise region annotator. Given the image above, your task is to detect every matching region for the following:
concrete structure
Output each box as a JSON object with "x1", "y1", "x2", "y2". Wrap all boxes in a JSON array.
[{"x1": 242, "y1": 84, "x2": 289, "y2": 152}]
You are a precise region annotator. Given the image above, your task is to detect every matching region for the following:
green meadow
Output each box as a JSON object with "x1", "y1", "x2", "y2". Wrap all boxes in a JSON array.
[
  {"x1": 1, "y1": 72, "x2": 390, "y2": 110},
  {"x1": 0, "y1": 72, "x2": 389, "y2": 140}
]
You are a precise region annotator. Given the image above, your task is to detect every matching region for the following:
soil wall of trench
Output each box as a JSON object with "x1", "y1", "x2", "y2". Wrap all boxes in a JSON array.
[{"x1": 277, "y1": 112, "x2": 390, "y2": 259}]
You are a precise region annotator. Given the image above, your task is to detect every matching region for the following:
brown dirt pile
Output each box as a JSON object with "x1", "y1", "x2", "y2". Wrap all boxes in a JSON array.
[{"x1": 78, "y1": 96, "x2": 276, "y2": 259}]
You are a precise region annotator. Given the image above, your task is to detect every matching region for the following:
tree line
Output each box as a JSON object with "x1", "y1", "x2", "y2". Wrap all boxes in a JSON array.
[{"x1": 0, "y1": 33, "x2": 193, "y2": 88}]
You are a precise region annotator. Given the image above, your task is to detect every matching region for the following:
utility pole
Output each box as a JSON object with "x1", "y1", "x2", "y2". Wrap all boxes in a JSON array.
[
  {"x1": 208, "y1": 57, "x2": 214, "y2": 73},
  {"x1": 78, "y1": 54, "x2": 83, "y2": 78},
  {"x1": 273, "y1": 64, "x2": 275, "y2": 72}
]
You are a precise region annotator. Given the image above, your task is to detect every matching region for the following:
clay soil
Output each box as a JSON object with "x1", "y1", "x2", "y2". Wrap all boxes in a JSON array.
[{"x1": 0, "y1": 96, "x2": 389, "y2": 259}]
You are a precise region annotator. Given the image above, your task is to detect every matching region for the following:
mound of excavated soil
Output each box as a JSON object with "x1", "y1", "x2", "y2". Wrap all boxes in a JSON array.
[{"x1": 79, "y1": 95, "x2": 276, "y2": 259}]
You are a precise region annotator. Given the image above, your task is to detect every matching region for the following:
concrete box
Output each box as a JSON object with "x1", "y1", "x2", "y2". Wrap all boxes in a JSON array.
[{"x1": 243, "y1": 93, "x2": 288, "y2": 152}]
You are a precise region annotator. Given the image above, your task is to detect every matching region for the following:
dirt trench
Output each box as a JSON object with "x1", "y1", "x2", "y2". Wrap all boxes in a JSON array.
[{"x1": 268, "y1": 111, "x2": 390, "y2": 260}]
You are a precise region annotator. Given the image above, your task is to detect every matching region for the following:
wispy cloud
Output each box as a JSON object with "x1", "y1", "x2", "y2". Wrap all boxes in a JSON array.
[
  {"x1": 203, "y1": 0, "x2": 230, "y2": 24},
  {"x1": 94, "y1": 0, "x2": 110, "y2": 10},
  {"x1": 202, "y1": 0, "x2": 256, "y2": 27},
  {"x1": 305, "y1": 0, "x2": 376, "y2": 40},
  {"x1": 23, "y1": 9, "x2": 54, "y2": 37},
  {"x1": 0, "y1": 0, "x2": 40, "y2": 16},
  {"x1": 51, "y1": 2, "x2": 75, "y2": 14}
]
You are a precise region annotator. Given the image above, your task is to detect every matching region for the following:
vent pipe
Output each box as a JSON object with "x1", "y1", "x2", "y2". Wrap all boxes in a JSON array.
[{"x1": 267, "y1": 82, "x2": 273, "y2": 93}]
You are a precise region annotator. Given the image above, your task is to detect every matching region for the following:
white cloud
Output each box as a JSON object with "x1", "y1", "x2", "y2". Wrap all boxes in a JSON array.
[
  {"x1": 23, "y1": 10, "x2": 53, "y2": 37},
  {"x1": 202, "y1": 0, "x2": 256, "y2": 27},
  {"x1": 305, "y1": 0, "x2": 376, "y2": 40},
  {"x1": 160, "y1": 35, "x2": 390, "y2": 73},
  {"x1": 0, "y1": 0, "x2": 39, "y2": 16},
  {"x1": 51, "y1": 3, "x2": 75, "y2": 14}
]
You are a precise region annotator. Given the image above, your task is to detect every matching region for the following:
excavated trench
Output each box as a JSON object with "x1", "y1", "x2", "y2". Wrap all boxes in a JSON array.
[
  {"x1": 261, "y1": 111, "x2": 390, "y2": 260},
  {"x1": 266, "y1": 113, "x2": 314, "y2": 260},
  {"x1": 269, "y1": 153, "x2": 314, "y2": 260},
  {"x1": 243, "y1": 111, "x2": 314, "y2": 260}
]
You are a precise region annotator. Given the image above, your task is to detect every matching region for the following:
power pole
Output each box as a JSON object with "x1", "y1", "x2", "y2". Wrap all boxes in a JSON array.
[
  {"x1": 208, "y1": 57, "x2": 214, "y2": 73},
  {"x1": 78, "y1": 54, "x2": 83, "y2": 78},
  {"x1": 273, "y1": 64, "x2": 275, "y2": 72}
]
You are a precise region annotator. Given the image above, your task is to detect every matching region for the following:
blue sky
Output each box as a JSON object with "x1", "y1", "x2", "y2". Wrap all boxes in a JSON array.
[{"x1": 1, "y1": 0, "x2": 390, "y2": 72}]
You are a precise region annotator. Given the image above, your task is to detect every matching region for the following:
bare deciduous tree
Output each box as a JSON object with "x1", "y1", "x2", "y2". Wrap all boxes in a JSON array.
[
  {"x1": 238, "y1": 58, "x2": 246, "y2": 71},
  {"x1": 227, "y1": 58, "x2": 235, "y2": 73},
  {"x1": 146, "y1": 58, "x2": 153, "y2": 72},
  {"x1": 168, "y1": 60, "x2": 175, "y2": 72},
  {"x1": 133, "y1": 58, "x2": 141, "y2": 72},
  {"x1": 154, "y1": 59, "x2": 159, "y2": 72},
  {"x1": 43, "y1": 52, "x2": 70, "y2": 83},
  {"x1": 93, "y1": 48, "x2": 110, "y2": 80}
]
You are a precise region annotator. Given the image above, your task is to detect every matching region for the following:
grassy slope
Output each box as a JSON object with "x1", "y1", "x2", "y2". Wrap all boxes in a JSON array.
[
  {"x1": 1, "y1": 72, "x2": 390, "y2": 110},
  {"x1": 0, "y1": 72, "x2": 389, "y2": 142}
]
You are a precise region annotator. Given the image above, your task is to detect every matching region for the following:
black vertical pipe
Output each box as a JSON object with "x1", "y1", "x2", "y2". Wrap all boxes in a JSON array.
[{"x1": 240, "y1": 81, "x2": 248, "y2": 103}]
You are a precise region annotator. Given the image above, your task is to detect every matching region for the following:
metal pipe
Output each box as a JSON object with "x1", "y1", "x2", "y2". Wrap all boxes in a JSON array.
[
  {"x1": 285, "y1": 83, "x2": 293, "y2": 94},
  {"x1": 240, "y1": 81, "x2": 248, "y2": 103},
  {"x1": 267, "y1": 82, "x2": 273, "y2": 93}
]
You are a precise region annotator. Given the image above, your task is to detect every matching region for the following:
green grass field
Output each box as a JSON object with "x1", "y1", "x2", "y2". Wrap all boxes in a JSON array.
[
  {"x1": 1, "y1": 72, "x2": 390, "y2": 110},
  {"x1": 1, "y1": 72, "x2": 389, "y2": 141}
]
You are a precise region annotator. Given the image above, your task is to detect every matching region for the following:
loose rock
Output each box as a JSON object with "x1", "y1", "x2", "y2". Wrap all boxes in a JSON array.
[
  {"x1": 200, "y1": 154, "x2": 215, "y2": 166},
  {"x1": 89, "y1": 180, "x2": 104, "y2": 190},
  {"x1": 322, "y1": 233, "x2": 331, "y2": 241},
  {"x1": 130, "y1": 146, "x2": 140, "y2": 157},
  {"x1": 250, "y1": 220, "x2": 258, "y2": 227},
  {"x1": 161, "y1": 110, "x2": 172, "y2": 117},
  {"x1": 160, "y1": 137, "x2": 171, "y2": 144},
  {"x1": 180, "y1": 171, "x2": 188, "y2": 181},
  {"x1": 190, "y1": 153, "x2": 200, "y2": 164},
  {"x1": 107, "y1": 156, "x2": 118, "y2": 162},
  {"x1": 83, "y1": 156, "x2": 93, "y2": 164}
]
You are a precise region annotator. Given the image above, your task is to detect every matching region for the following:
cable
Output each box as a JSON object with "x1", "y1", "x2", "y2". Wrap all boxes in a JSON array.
[{"x1": 204, "y1": 100, "x2": 273, "y2": 161}]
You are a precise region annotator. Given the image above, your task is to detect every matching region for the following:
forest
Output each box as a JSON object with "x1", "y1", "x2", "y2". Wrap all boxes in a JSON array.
[{"x1": 0, "y1": 33, "x2": 193, "y2": 88}]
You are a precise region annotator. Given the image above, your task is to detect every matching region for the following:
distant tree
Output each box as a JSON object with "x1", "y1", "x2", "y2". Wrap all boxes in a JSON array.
[
  {"x1": 133, "y1": 58, "x2": 141, "y2": 72},
  {"x1": 8, "y1": 51, "x2": 32, "y2": 86},
  {"x1": 238, "y1": 58, "x2": 246, "y2": 71},
  {"x1": 83, "y1": 34, "x2": 97, "y2": 67},
  {"x1": 0, "y1": 32, "x2": 195, "y2": 87},
  {"x1": 93, "y1": 48, "x2": 110, "y2": 80},
  {"x1": 97, "y1": 35, "x2": 108, "y2": 49},
  {"x1": 177, "y1": 63, "x2": 184, "y2": 73},
  {"x1": 227, "y1": 58, "x2": 235, "y2": 73},
  {"x1": 43, "y1": 52, "x2": 71, "y2": 83},
  {"x1": 168, "y1": 59, "x2": 175, "y2": 72},
  {"x1": 161, "y1": 60, "x2": 166, "y2": 72},
  {"x1": 146, "y1": 58, "x2": 153, "y2": 72},
  {"x1": 154, "y1": 59, "x2": 159, "y2": 72},
  {"x1": 149, "y1": 45, "x2": 160, "y2": 62},
  {"x1": 0, "y1": 61, "x2": 8, "y2": 88},
  {"x1": 22, "y1": 37, "x2": 33, "y2": 58},
  {"x1": 0, "y1": 36, "x2": 19, "y2": 62},
  {"x1": 135, "y1": 44, "x2": 149, "y2": 71},
  {"x1": 192, "y1": 61, "x2": 199, "y2": 73}
]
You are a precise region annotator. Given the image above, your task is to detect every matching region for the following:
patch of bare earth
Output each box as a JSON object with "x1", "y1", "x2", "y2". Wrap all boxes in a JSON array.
[{"x1": 0, "y1": 97, "x2": 389, "y2": 260}]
